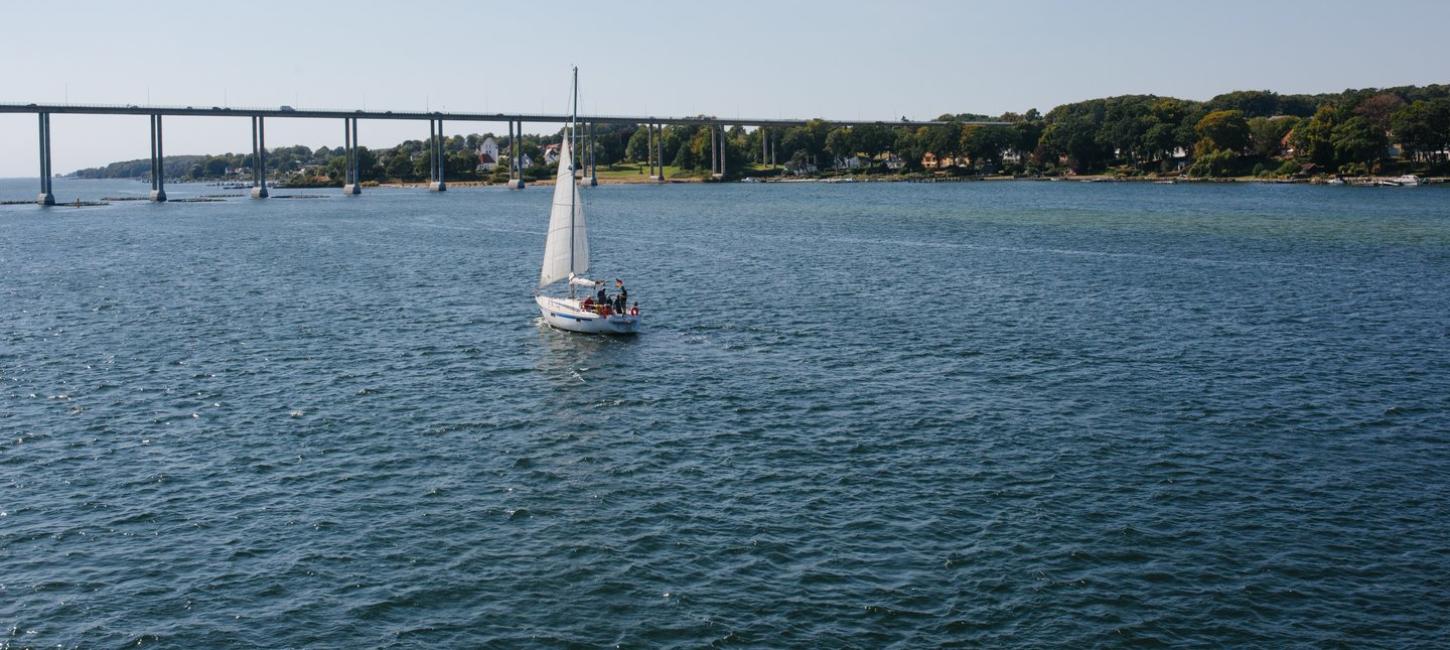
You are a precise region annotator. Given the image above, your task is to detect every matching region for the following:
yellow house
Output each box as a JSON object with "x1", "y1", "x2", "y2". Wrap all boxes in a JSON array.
[{"x1": 922, "y1": 152, "x2": 967, "y2": 169}]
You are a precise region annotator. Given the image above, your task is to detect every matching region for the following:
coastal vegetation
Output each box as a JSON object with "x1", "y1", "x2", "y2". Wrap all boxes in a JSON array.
[{"x1": 70, "y1": 85, "x2": 1450, "y2": 184}]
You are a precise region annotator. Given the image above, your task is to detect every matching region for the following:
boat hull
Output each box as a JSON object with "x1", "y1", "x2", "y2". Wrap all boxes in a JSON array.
[{"x1": 536, "y1": 296, "x2": 640, "y2": 335}]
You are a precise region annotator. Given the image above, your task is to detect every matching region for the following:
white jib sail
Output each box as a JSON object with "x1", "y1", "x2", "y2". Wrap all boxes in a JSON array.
[{"x1": 539, "y1": 132, "x2": 588, "y2": 288}]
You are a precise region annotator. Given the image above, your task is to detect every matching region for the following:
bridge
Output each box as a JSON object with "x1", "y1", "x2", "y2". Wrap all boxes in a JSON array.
[{"x1": 1, "y1": 102, "x2": 1004, "y2": 205}]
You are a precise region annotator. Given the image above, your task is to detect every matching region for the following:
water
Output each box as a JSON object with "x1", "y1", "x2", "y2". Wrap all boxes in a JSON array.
[{"x1": 3, "y1": 178, "x2": 1448, "y2": 647}]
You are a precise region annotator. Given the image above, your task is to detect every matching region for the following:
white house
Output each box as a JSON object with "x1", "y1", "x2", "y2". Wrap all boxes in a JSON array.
[
  {"x1": 476, "y1": 136, "x2": 499, "y2": 172},
  {"x1": 1170, "y1": 146, "x2": 1192, "y2": 172},
  {"x1": 785, "y1": 158, "x2": 818, "y2": 175},
  {"x1": 543, "y1": 143, "x2": 561, "y2": 165},
  {"x1": 503, "y1": 153, "x2": 532, "y2": 169}
]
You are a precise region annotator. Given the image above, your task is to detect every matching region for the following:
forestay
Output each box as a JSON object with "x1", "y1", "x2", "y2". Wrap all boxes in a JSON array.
[{"x1": 539, "y1": 135, "x2": 588, "y2": 287}]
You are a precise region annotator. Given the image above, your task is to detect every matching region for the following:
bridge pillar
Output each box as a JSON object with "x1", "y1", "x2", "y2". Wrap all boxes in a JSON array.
[
  {"x1": 508, "y1": 120, "x2": 525, "y2": 190},
  {"x1": 710, "y1": 124, "x2": 723, "y2": 179},
  {"x1": 587, "y1": 121, "x2": 597, "y2": 187},
  {"x1": 149, "y1": 115, "x2": 167, "y2": 202},
  {"x1": 645, "y1": 123, "x2": 654, "y2": 179},
  {"x1": 250, "y1": 116, "x2": 269, "y2": 198},
  {"x1": 718, "y1": 125, "x2": 727, "y2": 178},
  {"x1": 343, "y1": 118, "x2": 361, "y2": 195},
  {"x1": 36, "y1": 113, "x2": 55, "y2": 206},
  {"x1": 429, "y1": 119, "x2": 447, "y2": 192},
  {"x1": 640, "y1": 123, "x2": 652, "y2": 179},
  {"x1": 651, "y1": 124, "x2": 665, "y2": 182}
]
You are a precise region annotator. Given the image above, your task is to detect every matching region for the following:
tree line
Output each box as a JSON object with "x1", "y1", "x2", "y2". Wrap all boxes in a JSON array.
[
  {"x1": 638, "y1": 85, "x2": 1450, "y2": 178},
  {"x1": 71, "y1": 84, "x2": 1450, "y2": 183}
]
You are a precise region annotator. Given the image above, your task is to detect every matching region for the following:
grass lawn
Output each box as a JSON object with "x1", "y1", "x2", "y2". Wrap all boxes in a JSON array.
[{"x1": 591, "y1": 163, "x2": 707, "y2": 180}]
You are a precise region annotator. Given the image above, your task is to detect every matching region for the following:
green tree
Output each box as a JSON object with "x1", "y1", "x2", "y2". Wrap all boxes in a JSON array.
[
  {"x1": 1011, "y1": 119, "x2": 1045, "y2": 165},
  {"x1": 1038, "y1": 98, "x2": 1122, "y2": 171},
  {"x1": 1040, "y1": 115, "x2": 1109, "y2": 171},
  {"x1": 918, "y1": 124, "x2": 960, "y2": 161},
  {"x1": 825, "y1": 127, "x2": 854, "y2": 165},
  {"x1": 1391, "y1": 99, "x2": 1450, "y2": 162},
  {"x1": 412, "y1": 149, "x2": 432, "y2": 179},
  {"x1": 893, "y1": 127, "x2": 924, "y2": 171},
  {"x1": 1205, "y1": 90, "x2": 1282, "y2": 117},
  {"x1": 1097, "y1": 96, "x2": 1157, "y2": 163},
  {"x1": 354, "y1": 147, "x2": 379, "y2": 181},
  {"x1": 961, "y1": 125, "x2": 1013, "y2": 170},
  {"x1": 780, "y1": 125, "x2": 819, "y2": 167},
  {"x1": 1194, "y1": 110, "x2": 1250, "y2": 154},
  {"x1": 1248, "y1": 116, "x2": 1299, "y2": 158},
  {"x1": 1353, "y1": 93, "x2": 1405, "y2": 133},
  {"x1": 625, "y1": 126, "x2": 650, "y2": 162},
  {"x1": 1330, "y1": 116, "x2": 1387, "y2": 169},
  {"x1": 852, "y1": 124, "x2": 894, "y2": 161},
  {"x1": 780, "y1": 125, "x2": 811, "y2": 162},
  {"x1": 385, "y1": 152, "x2": 414, "y2": 180},
  {"x1": 1291, "y1": 105, "x2": 1339, "y2": 166},
  {"x1": 446, "y1": 150, "x2": 476, "y2": 179},
  {"x1": 659, "y1": 127, "x2": 685, "y2": 166},
  {"x1": 1187, "y1": 148, "x2": 1236, "y2": 177},
  {"x1": 1142, "y1": 123, "x2": 1178, "y2": 161},
  {"x1": 204, "y1": 157, "x2": 229, "y2": 176},
  {"x1": 676, "y1": 127, "x2": 703, "y2": 170}
]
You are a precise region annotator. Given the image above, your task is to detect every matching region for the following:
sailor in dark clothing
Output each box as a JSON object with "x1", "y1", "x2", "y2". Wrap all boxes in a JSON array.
[
  {"x1": 613, "y1": 279, "x2": 628, "y2": 316},
  {"x1": 595, "y1": 282, "x2": 608, "y2": 311}
]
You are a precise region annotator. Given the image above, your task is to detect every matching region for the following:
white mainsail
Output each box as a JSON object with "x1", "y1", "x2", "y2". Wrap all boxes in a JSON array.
[
  {"x1": 539, "y1": 133, "x2": 587, "y2": 287},
  {"x1": 533, "y1": 68, "x2": 640, "y2": 335}
]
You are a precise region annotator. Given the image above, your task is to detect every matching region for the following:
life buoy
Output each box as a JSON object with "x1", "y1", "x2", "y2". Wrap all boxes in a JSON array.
[{"x1": 629, "y1": 306, "x2": 639, "y2": 316}]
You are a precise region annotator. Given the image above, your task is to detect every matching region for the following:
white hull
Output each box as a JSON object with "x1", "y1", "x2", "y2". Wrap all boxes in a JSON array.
[{"x1": 536, "y1": 296, "x2": 640, "y2": 335}]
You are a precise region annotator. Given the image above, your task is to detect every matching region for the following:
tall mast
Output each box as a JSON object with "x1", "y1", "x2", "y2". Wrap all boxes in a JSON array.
[
  {"x1": 571, "y1": 66, "x2": 579, "y2": 177},
  {"x1": 571, "y1": 66, "x2": 579, "y2": 146},
  {"x1": 569, "y1": 66, "x2": 578, "y2": 278}
]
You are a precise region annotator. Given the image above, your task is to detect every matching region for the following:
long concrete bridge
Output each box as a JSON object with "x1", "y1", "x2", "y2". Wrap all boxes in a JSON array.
[{"x1": 1, "y1": 102, "x2": 1003, "y2": 205}]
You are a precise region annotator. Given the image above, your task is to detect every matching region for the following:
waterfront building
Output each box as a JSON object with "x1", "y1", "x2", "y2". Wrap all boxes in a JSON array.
[{"x1": 476, "y1": 137, "x2": 499, "y2": 172}]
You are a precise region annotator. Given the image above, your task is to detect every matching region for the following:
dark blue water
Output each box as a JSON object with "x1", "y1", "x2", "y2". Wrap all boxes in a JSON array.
[{"x1": 3, "y1": 179, "x2": 1448, "y2": 647}]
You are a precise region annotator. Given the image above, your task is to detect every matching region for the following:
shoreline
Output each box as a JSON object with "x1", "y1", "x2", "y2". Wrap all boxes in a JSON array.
[
  {"x1": 361, "y1": 174, "x2": 1448, "y2": 188},
  {"x1": 60, "y1": 174, "x2": 1449, "y2": 192}
]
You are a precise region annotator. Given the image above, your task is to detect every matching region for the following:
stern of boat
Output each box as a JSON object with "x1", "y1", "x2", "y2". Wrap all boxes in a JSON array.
[{"x1": 536, "y1": 295, "x2": 640, "y2": 335}]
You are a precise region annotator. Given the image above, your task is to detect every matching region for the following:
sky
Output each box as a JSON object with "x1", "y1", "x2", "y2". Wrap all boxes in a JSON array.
[{"x1": 2, "y1": 0, "x2": 1448, "y2": 177}]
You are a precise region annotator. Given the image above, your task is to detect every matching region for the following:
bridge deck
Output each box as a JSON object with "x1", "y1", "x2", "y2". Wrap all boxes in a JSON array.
[{"x1": 0, "y1": 103, "x2": 1004, "y2": 128}]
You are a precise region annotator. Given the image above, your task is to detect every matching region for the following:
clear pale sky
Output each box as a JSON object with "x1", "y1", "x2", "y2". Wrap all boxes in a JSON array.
[{"x1": 3, "y1": 0, "x2": 1447, "y2": 177}]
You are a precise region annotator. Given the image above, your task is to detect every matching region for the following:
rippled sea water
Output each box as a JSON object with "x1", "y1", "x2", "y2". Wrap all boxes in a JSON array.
[{"x1": 3, "y1": 178, "x2": 1449, "y2": 648}]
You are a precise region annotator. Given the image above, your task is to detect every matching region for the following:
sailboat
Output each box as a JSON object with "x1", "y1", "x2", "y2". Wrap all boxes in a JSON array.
[{"x1": 534, "y1": 68, "x2": 641, "y2": 335}]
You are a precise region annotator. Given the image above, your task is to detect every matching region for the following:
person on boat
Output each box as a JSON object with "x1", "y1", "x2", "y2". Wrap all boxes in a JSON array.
[
  {"x1": 595, "y1": 282, "x2": 608, "y2": 308},
  {"x1": 629, "y1": 302, "x2": 640, "y2": 317},
  {"x1": 613, "y1": 279, "x2": 628, "y2": 316},
  {"x1": 581, "y1": 295, "x2": 594, "y2": 312}
]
